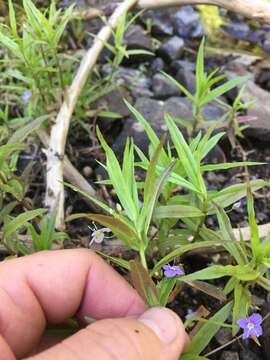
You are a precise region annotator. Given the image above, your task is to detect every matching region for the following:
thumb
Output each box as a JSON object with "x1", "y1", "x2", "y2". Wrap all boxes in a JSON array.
[{"x1": 30, "y1": 308, "x2": 189, "y2": 360}]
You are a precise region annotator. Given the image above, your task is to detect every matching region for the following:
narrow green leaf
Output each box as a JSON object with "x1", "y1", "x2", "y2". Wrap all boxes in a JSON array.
[
  {"x1": 201, "y1": 75, "x2": 249, "y2": 105},
  {"x1": 215, "y1": 205, "x2": 246, "y2": 265},
  {"x1": 232, "y1": 283, "x2": 250, "y2": 335},
  {"x1": 202, "y1": 162, "x2": 263, "y2": 172},
  {"x1": 4, "y1": 208, "x2": 47, "y2": 239},
  {"x1": 247, "y1": 186, "x2": 260, "y2": 258},
  {"x1": 165, "y1": 114, "x2": 198, "y2": 187},
  {"x1": 125, "y1": 100, "x2": 168, "y2": 165},
  {"x1": 186, "y1": 302, "x2": 232, "y2": 355},
  {"x1": 97, "y1": 127, "x2": 138, "y2": 222},
  {"x1": 157, "y1": 278, "x2": 177, "y2": 306},
  {"x1": 8, "y1": 115, "x2": 49, "y2": 144},
  {"x1": 200, "y1": 132, "x2": 225, "y2": 160},
  {"x1": 130, "y1": 259, "x2": 159, "y2": 307},
  {"x1": 67, "y1": 213, "x2": 141, "y2": 251},
  {"x1": 179, "y1": 264, "x2": 259, "y2": 282},
  {"x1": 8, "y1": 0, "x2": 17, "y2": 35},
  {"x1": 138, "y1": 157, "x2": 175, "y2": 237},
  {"x1": 196, "y1": 37, "x2": 206, "y2": 97},
  {"x1": 161, "y1": 71, "x2": 194, "y2": 101},
  {"x1": 96, "y1": 251, "x2": 130, "y2": 270},
  {"x1": 184, "y1": 280, "x2": 226, "y2": 302},
  {"x1": 152, "y1": 241, "x2": 221, "y2": 274},
  {"x1": 154, "y1": 205, "x2": 203, "y2": 219}
]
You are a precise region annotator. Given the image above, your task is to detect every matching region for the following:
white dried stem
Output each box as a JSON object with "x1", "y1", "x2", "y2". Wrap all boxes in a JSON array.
[
  {"x1": 233, "y1": 223, "x2": 270, "y2": 242},
  {"x1": 137, "y1": 0, "x2": 270, "y2": 22},
  {"x1": 39, "y1": 130, "x2": 96, "y2": 198},
  {"x1": 46, "y1": 0, "x2": 137, "y2": 229}
]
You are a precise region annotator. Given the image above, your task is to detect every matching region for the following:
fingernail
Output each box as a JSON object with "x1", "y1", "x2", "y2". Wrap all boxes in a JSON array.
[{"x1": 138, "y1": 307, "x2": 181, "y2": 344}]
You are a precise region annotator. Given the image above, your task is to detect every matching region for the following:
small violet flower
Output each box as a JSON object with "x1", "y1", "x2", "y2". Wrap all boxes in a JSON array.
[
  {"x1": 22, "y1": 90, "x2": 32, "y2": 104},
  {"x1": 233, "y1": 201, "x2": 242, "y2": 210},
  {"x1": 90, "y1": 228, "x2": 111, "y2": 245},
  {"x1": 162, "y1": 264, "x2": 185, "y2": 278},
  {"x1": 237, "y1": 313, "x2": 263, "y2": 339},
  {"x1": 185, "y1": 309, "x2": 197, "y2": 320}
]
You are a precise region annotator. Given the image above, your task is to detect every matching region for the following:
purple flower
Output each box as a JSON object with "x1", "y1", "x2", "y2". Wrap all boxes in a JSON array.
[
  {"x1": 22, "y1": 90, "x2": 32, "y2": 104},
  {"x1": 233, "y1": 201, "x2": 241, "y2": 209},
  {"x1": 162, "y1": 264, "x2": 185, "y2": 278},
  {"x1": 237, "y1": 313, "x2": 263, "y2": 339},
  {"x1": 90, "y1": 228, "x2": 111, "y2": 245},
  {"x1": 185, "y1": 309, "x2": 197, "y2": 320}
]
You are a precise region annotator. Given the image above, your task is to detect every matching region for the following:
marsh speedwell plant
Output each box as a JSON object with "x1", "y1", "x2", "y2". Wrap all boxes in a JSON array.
[{"x1": 66, "y1": 41, "x2": 270, "y2": 359}]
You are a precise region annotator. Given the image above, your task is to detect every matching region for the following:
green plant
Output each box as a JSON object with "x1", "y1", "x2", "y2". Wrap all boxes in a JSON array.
[
  {"x1": 95, "y1": 11, "x2": 153, "y2": 72},
  {"x1": 217, "y1": 85, "x2": 255, "y2": 147},
  {"x1": 66, "y1": 92, "x2": 270, "y2": 357},
  {"x1": 27, "y1": 210, "x2": 69, "y2": 252},
  {"x1": 0, "y1": 0, "x2": 74, "y2": 118},
  {"x1": 162, "y1": 38, "x2": 249, "y2": 135}
]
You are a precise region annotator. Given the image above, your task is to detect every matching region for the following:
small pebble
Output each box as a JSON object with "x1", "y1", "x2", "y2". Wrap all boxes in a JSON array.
[{"x1": 83, "y1": 166, "x2": 93, "y2": 177}]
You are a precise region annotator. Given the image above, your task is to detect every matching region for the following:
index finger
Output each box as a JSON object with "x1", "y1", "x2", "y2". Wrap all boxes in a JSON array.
[{"x1": 0, "y1": 249, "x2": 146, "y2": 358}]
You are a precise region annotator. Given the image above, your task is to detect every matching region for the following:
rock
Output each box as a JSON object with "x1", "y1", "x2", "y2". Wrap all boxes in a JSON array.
[
  {"x1": 248, "y1": 29, "x2": 265, "y2": 44},
  {"x1": 152, "y1": 73, "x2": 179, "y2": 99},
  {"x1": 171, "y1": 59, "x2": 195, "y2": 74},
  {"x1": 256, "y1": 69, "x2": 270, "y2": 91},
  {"x1": 223, "y1": 22, "x2": 251, "y2": 41},
  {"x1": 83, "y1": 166, "x2": 93, "y2": 177},
  {"x1": 172, "y1": 60, "x2": 196, "y2": 94},
  {"x1": 112, "y1": 93, "x2": 226, "y2": 160},
  {"x1": 124, "y1": 25, "x2": 153, "y2": 52},
  {"x1": 113, "y1": 97, "x2": 165, "y2": 156},
  {"x1": 215, "y1": 328, "x2": 233, "y2": 346},
  {"x1": 101, "y1": 65, "x2": 153, "y2": 98},
  {"x1": 201, "y1": 102, "x2": 225, "y2": 121},
  {"x1": 96, "y1": 87, "x2": 131, "y2": 118},
  {"x1": 173, "y1": 6, "x2": 205, "y2": 39},
  {"x1": 164, "y1": 97, "x2": 193, "y2": 121},
  {"x1": 142, "y1": 9, "x2": 175, "y2": 36},
  {"x1": 150, "y1": 58, "x2": 165, "y2": 73},
  {"x1": 220, "y1": 351, "x2": 239, "y2": 360},
  {"x1": 242, "y1": 80, "x2": 270, "y2": 141},
  {"x1": 158, "y1": 36, "x2": 185, "y2": 62},
  {"x1": 263, "y1": 32, "x2": 270, "y2": 52},
  {"x1": 164, "y1": 97, "x2": 225, "y2": 123}
]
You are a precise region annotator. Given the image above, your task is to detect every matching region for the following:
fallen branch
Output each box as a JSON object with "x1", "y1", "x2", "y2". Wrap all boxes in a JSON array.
[
  {"x1": 137, "y1": 0, "x2": 270, "y2": 23},
  {"x1": 45, "y1": 0, "x2": 137, "y2": 229},
  {"x1": 233, "y1": 223, "x2": 270, "y2": 242},
  {"x1": 38, "y1": 129, "x2": 97, "y2": 200}
]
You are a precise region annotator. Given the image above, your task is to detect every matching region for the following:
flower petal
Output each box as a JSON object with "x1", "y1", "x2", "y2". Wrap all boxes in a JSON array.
[
  {"x1": 252, "y1": 325, "x2": 263, "y2": 338},
  {"x1": 242, "y1": 328, "x2": 251, "y2": 339},
  {"x1": 237, "y1": 318, "x2": 248, "y2": 329},
  {"x1": 249, "y1": 313, "x2": 263, "y2": 325}
]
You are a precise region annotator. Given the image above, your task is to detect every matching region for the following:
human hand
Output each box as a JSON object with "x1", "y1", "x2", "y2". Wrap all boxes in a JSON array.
[{"x1": 0, "y1": 249, "x2": 189, "y2": 359}]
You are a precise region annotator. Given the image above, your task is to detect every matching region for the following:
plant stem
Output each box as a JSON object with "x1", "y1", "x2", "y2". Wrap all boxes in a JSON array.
[
  {"x1": 257, "y1": 275, "x2": 270, "y2": 291},
  {"x1": 140, "y1": 248, "x2": 148, "y2": 270}
]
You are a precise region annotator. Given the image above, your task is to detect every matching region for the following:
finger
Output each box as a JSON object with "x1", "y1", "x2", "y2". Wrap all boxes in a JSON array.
[
  {"x1": 0, "y1": 335, "x2": 15, "y2": 360},
  {"x1": 0, "y1": 249, "x2": 145, "y2": 358},
  {"x1": 29, "y1": 308, "x2": 189, "y2": 360}
]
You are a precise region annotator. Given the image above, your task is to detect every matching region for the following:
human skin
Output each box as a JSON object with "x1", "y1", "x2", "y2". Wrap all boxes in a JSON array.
[{"x1": 0, "y1": 249, "x2": 189, "y2": 360}]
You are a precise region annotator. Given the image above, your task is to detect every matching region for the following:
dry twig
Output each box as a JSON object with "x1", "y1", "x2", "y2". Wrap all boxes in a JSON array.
[
  {"x1": 39, "y1": 129, "x2": 97, "y2": 199},
  {"x1": 137, "y1": 0, "x2": 270, "y2": 22},
  {"x1": 233, "y1": 223, "x2": 270, "y2": 242},
  {"x1": 46, "y1": 0, "x2": 137, "y2": 229}
]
